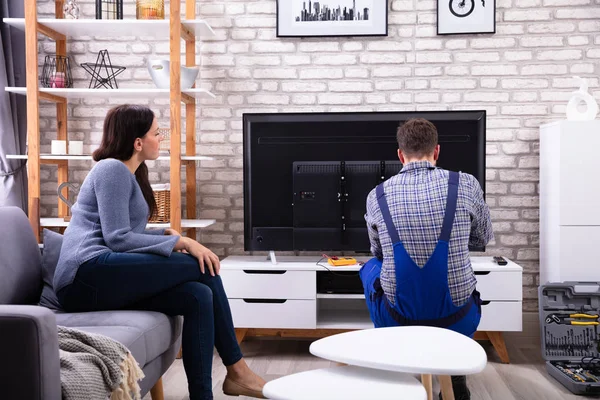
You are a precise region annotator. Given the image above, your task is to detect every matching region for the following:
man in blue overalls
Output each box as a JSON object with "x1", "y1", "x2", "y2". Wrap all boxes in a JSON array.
[{"x1": 361, "y1": 118, "x2": 494, "y2": 400}]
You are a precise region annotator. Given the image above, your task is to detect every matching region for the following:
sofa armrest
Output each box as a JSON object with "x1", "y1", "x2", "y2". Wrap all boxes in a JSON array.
[{"x1": 0, "y1": 305, "x2": 61, "y2": 400}]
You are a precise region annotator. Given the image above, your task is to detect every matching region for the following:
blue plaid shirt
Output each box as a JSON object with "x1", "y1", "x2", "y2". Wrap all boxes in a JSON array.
[{"x1": 365, "y1": 161, "x2": 494, "y2": 307}]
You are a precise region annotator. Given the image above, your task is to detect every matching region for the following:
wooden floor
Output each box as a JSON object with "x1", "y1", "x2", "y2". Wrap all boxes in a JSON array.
[{"x1": 144, "y1": 313, "x2": 582, "y2": 400}]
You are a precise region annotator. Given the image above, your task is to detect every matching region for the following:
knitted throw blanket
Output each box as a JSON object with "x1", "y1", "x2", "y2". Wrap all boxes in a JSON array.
[{"x1": 58, "y1": 326, "x2": 145, "y2": 400}]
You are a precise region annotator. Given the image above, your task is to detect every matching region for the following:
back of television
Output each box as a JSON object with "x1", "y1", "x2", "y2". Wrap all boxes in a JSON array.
[{"x1": 292, "y1": 161, "x2": 402, "y2": 251}]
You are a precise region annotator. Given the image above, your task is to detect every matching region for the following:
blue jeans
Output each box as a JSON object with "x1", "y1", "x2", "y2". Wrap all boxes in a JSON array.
[{"x1": 56, "y1": 251, "x2": 243, "y2": 400}]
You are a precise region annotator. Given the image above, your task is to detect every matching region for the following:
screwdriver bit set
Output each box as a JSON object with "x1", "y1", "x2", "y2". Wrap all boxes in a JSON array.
[
  {"x1": 540, "y1": 283, "x2": 600, "y2": 395},
  {"x1": 544, "y1": 325, "x2": 598, "y2": 358}
]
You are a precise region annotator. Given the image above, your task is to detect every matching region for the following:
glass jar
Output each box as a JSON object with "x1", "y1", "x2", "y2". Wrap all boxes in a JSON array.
[{"x1": 136, "y1": 0, "x2": 165, "y2": 20}]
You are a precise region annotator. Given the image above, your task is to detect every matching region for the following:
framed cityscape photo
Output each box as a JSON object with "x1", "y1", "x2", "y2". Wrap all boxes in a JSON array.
[
  {"x1": 277, "y1": 0, "x2": 388, "y2": 38},
  {"x1": 437, "y1": 0, "x2": 496, "y2": 35}
]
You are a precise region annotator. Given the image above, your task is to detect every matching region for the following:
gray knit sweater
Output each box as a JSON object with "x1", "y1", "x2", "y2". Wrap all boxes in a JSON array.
[{"x1": 54, "y1": 159, "x2": 179, "y2": 293}]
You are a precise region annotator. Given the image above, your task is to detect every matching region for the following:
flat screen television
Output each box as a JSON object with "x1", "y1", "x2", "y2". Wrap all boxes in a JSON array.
[{"x1": 243, "y1": 111, "x2": 486, "y2": 253}]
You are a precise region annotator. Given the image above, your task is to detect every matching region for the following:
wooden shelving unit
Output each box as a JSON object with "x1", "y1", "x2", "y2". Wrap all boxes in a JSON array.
[{"x1": 11, "y1": 0, "x2": 214, "y2": 240}]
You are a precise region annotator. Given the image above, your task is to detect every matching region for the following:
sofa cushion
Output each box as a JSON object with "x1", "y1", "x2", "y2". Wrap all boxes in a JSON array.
[
  {"x1": 0, "y1": 207, "x2": 43, "y2": 305},
  {"x1": 39, "y1": 229, "x2": 64, "y2": 311},
  {"x1": 54, "y1": 311, "x2": 182, "y2": 367}
]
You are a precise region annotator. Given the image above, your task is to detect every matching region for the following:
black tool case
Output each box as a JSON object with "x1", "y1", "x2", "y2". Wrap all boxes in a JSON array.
[{"x1": 540, "y1": 283, "x2": 600, "y2": 396}]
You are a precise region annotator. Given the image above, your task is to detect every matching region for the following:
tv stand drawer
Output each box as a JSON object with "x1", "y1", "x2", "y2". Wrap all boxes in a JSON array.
[
  {"x1": 220, "y1": 270, "x2": 316, "y2": 300},
  {"x1": 478, "y1": 301, "x2": 522, "y2": 331},
  {"x1": 475, "y1": 270, "x2": 522, "y2": 301},
  {"x1": 229, "y1": 299, "x2": 317, "y2": 329}
]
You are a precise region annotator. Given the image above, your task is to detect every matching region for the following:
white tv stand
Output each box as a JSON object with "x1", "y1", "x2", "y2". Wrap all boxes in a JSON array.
[{"x1": 220, "y1": 255, "x2": 523, "y2": 363}]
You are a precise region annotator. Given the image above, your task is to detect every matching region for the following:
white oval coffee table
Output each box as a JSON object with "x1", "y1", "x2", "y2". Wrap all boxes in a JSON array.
[
  {"x1": 309, "y1": 326, "x2": 487, "y2": 400},
  {"x1": 263, "y1": 365, "x2": 427, "y2": 400}
]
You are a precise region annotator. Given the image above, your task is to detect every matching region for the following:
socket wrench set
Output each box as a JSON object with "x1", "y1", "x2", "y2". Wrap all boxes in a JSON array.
[{"x1": 540, "y1": 283, "x2": 600, "y2": 395}]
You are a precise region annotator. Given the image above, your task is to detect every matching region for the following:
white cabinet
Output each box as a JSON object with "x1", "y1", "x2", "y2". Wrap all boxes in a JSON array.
[
  {"x1": 471, "y1": 259, "x2": 522, "y2": 332},
  {"x1": 220, "y1": 256, "x2": 522, "y2": 332},
  {"x1": 540, "y1": 120, "x2": 600, "y2": 284}
]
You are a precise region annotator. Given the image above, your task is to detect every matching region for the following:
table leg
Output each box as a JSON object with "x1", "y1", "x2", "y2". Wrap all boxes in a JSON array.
[
  {"x1": 421, "y1": 374, "x2": 433, "y2": 400},
  {"x1": 438, "y1": 375, "x2": 455, "y2": 400}
]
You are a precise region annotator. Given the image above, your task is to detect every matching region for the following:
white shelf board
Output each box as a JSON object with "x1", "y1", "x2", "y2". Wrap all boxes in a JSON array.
[
  {"x1": 7, "y1": 154, "x2": 90, "y2": 160},
  {"x1": 7, "y1": 154, "x2": 214, "y2": 161},
  {"x1": 39, "y1": 218, "x2": 69, "y2": 228},
  {"x1": 5, "y1": 87, "x2": 215, "y2": 100},
  {"x1": 317, "y1": 294, "x2": 365, "y2": 300},
  {"x1": 181, "y1": 156, "x2": 213, "y2": 161},
  {"x1": 182, "y1": 89, "x2": 217, "y2": 99},
  {"x1": 41, "y1": 218, "x2": 216, "y2": 229},
  {"x1": 149, "y1": 219, "x2": 216, "y2": 229},
  {"x1": 317, "y1": 308, "x2": 373, "y2": 330},
  {"x1": 3, "y1": 18, "x2": 215, "y2": 39}
]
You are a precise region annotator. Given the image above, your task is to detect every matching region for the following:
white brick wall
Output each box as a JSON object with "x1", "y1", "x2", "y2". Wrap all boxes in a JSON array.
[{"x1": 36, "y1": 0, "x2": 600, "y2": 311}]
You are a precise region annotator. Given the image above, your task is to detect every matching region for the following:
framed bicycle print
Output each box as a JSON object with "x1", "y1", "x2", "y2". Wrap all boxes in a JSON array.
[
  {"x1": 277, "y1": 0, "x2": 388, "y2": 38},
  {"x1": 437, "y1": 0, "x2": 496, "y2": 35}
]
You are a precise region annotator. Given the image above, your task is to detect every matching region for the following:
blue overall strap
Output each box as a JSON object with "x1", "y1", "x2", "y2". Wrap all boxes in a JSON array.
[
  {"x1": 438, "y1": 171, "x2": 459, "y2": 243},
  {"x1": 376, "y1": 183, "x2": 400, "y2": 244}
]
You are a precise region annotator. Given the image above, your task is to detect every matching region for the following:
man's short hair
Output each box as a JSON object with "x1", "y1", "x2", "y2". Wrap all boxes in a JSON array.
[{"x1": 396, "y1": 118, "x2": 438, "y2": 158}]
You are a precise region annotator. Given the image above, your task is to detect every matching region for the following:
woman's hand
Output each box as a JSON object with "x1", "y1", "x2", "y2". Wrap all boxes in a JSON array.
[
  {"x1": 187, "y1": 240, "x2": 220, "y2": 276},
  {"x1": 166, "y1": 229, "x2": 188, "y2": 253},
  {"x1": 175, "y1": 237, "x2": 220, "y2": 276},
  {"x1": 165, "y1": 228, "x2": 181, "y2": 237}
]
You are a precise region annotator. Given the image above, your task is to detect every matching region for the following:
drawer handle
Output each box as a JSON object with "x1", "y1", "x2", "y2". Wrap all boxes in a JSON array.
[
  {"x1": 243, "y1": 270, "x2": 287, "y2": 275},
  {"x1": 480, "y1": 301, "x2": 491, "y2": 306},
  {"x1": 474, "y1": 271, "x2": 491, "y2": 276},
  {"x1": 243, "y1": 299, "x2": 287, "y2": 304}
]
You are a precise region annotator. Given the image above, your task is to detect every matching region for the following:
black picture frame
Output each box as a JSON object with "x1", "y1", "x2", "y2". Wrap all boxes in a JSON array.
[
  {"x1": 437, "y1": 0, "x2": 496, "y2": 35},
  {"x1": 277, "y1": 0, "x2": 388, "y2": 38}
]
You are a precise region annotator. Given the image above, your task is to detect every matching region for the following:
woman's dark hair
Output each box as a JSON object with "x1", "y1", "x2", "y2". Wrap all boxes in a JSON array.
[
  {"x1": 396, "y1": 118, "x2": 438, "y2": 158},
  {"x1": 93, "y1": 104, "x2": 157, "y2": 219}
]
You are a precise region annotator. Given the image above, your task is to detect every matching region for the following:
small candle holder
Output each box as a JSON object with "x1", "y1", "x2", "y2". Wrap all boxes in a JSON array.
[
  {"x1": 136, "y1": 0, "x2": 164, "y2": 20},
  {"x1": 41, "y1": 55, "x2": 73, "y2": 89}
]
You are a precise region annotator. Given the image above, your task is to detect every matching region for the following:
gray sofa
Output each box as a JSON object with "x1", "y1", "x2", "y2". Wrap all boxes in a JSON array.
[{"x1": 0, "y1": 206, "x2": 183, "y2": 400}]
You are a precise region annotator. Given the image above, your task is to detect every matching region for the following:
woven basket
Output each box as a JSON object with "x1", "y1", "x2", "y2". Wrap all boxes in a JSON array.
[{"x1": 149, "y1": 183, "x2": 170, "y2": 223}]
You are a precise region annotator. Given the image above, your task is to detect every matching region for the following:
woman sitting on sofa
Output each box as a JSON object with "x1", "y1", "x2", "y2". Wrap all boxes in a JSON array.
[{"x1": 54, "y1": 104, "x2": 265, "y2": 400}]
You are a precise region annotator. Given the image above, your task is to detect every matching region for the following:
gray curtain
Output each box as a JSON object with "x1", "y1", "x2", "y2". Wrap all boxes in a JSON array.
[{"x1": 0, "y1": 0, "x2": 27, "y2": 210}]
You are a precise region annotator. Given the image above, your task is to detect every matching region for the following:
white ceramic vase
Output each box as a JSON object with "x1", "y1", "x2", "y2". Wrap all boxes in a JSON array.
[
  {"x1": 566, "y1": 76, "x2": 599, "y2": 121},
  {"x1": 147, "y1": 59, "x2": 199, "y2": 90}
]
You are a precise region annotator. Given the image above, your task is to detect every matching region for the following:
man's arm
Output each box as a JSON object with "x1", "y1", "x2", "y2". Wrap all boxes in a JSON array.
[
  {"x1": 365, "y1": 189, "x2": 383, "y2": 260},
  {"x1": 467, "y1": 174, "x2": 494, "y2": 247}
]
